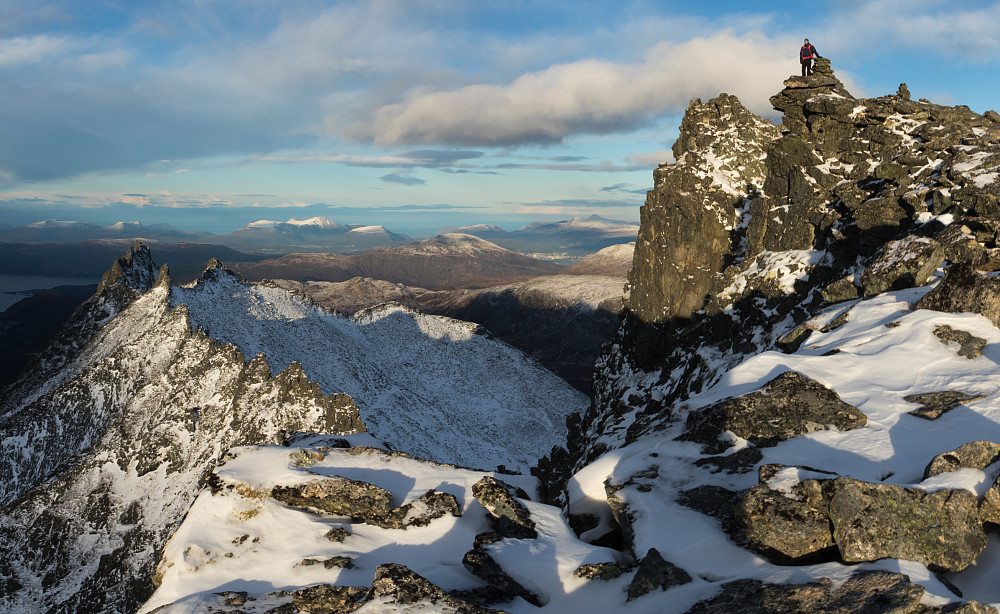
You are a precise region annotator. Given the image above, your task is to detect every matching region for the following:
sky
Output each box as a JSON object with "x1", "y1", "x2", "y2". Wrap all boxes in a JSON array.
[{"x1": 0, "y1": 0, "x2": 998, "y2": 236}]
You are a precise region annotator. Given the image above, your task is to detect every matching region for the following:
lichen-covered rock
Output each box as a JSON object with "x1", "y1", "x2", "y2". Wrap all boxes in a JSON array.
[
  {"x1": 739, "y1": 476, "x2": 836, "y2": 562},
  {"x1": 291, "y1": 584, "x2": 368, "y2": 614},
  {"x1": 573, "y1": 562, "x2": 632, "y2": 581},
  {"x1": 860, "y1": 235, "x2": 944, "y2": 297},
  {"x1": 904, "y1": 391, "x2": 987, "y2": 420},
  {"x1": 681, "y1": 371, "x2": 867, "y2": 453},
  {"x1": 369, "y1": 563, "x2": 500, "y2": 613},
  {"x1": 924, "y1": 440, "x2": 1000, "y2": 478},
  {"x1": 272, "y1": 477, "x2": 393, "y2": 521},
  {"x1": 979, "y1": 474, "x2": 1000, "y2": 525},
  {"x1": 685, "y1": 570, "x2": 930, "y2": 614},
  {"x1": 827, "y1": 477, "x2": 987, "y2": 571},
  {"x1": 916, "y1": 262, "x2": 1000, "y2": 327},
  {"x1": 625, "y1": 548, "x2": 692, "y2": 602},
  {"x1": 934, "y1": 325, "x2": 988, "y2": 359},
  {"x1": 471, "y1": 476, "x2": 536, "y2": 539}
]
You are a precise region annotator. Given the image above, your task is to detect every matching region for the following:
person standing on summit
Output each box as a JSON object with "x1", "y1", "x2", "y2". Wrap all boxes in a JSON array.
[{"x1": 800, "y1": 38, "x2": 820, "y2": 76}]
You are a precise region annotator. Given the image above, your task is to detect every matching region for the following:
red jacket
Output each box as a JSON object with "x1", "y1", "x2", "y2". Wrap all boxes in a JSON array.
[{"x1": 800, "y1": 43, "x2": 818, "y2": 61}]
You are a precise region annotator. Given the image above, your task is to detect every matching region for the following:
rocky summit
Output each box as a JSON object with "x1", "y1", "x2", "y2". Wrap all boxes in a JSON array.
[{"x1": 5, "y1": 60, "x2": 1000, "y2": 614}]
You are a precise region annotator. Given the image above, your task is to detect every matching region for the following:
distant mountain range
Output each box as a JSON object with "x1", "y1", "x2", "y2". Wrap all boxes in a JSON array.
[
  {"x1": 233, "y1": 233, "x2": 564, "y2": 290},
  {"x1": 0, "y1": 220, "x2": 210, "y2": 243},
  {"x1": 194, "y1": 217, "x2": 412, "y2": 254},
  {"x1": 1, "y1": 214, "x2": 638, "y2": 260}
]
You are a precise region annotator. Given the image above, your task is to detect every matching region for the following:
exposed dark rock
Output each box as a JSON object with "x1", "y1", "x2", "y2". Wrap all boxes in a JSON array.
[
  {"x1": 681, "y1": 371, "x2": 867, "y2": 453},
  {"x1": 916, "y1": 263, "x2": 1000, "y2": 327},
  {"x1": 462, "y1": 544, "x2": 542, "y2": 606},
  {"x1": 860, "y1": 236, "x2": 944, "y2": 297},
  {"x1": 472, "y1": 476, "x2": 536, "y2": 539},
  {"x1": 904, "y1": 391, "x2": 987, "y2": 420},
  {"x1": 324, "y1": 527, "x2": 351, "y2": 542},
  {"x1": 827, "y1": 477, "x2": 987, "y2": 571},
  {"x1": 300, "y1": 556, "x2": 355, "y2": 569},
  {"x1": 675, "y1": 485, "x2": 744, "y2": 541},
  {"x1": 370, "y1": 563, "x2": 502, "y2": 613},
  {"x1": 822, "y1": 275, "x2": 861, "y2": 303},
  {"x1": 693, "y1": 448, "x2": 763, "y2": 474},
  {"x1": 934, "y1": 325, "x2": 988, "y2": 359},
  {"x1": 625, "y1": 548, "x2": 692, "y2": 602},
  {"x1": 924, "y1": 441, "x2": 1000, "y2": 479}
]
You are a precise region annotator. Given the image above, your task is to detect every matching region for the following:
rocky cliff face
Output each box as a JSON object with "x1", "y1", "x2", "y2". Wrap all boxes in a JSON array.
[{"x1": 529, "y1": 59, "x2": 1000, "y2": 609}]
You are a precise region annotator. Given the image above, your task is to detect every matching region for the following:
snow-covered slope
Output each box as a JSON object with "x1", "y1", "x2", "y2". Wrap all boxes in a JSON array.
[
  {"x1": 170, "y1": 263, "x2": 586, "y2": 472},
  {"x1": 141, "y1": 282, "x2": 1000, "y2": 613}
]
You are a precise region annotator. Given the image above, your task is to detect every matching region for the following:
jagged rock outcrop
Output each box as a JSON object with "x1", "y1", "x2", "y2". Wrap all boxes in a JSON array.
[
  {"x1": 539, "y1": 53, "x2": 1000, "y2": 502},
  {"x1": 0, "y1": 247, "x2": 366, "y2": 613},
  {"x1": 681, "y1": 371, "x2": 867, "y2": 453}
]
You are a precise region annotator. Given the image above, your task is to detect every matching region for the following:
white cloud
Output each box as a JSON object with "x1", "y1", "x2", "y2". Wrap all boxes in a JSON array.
[
  {"x1": 0, "y1": 34, "x2": 76, "y2": 67},
  {"x1": 823, "y1": 0, "x2": 1000, "y2": 60},
  {"x1": 359, "y1": 30, "x2": 796, "y2": 147}
]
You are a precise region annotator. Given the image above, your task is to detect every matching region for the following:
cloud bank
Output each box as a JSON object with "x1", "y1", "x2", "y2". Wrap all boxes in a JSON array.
[{"x1": 360, "y1": 31, "x2": 794, "y2": 147}]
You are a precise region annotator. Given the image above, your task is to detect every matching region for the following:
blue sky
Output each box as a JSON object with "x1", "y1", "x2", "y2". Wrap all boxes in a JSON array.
[{"x1": 0, "y1": 0, "x2": 998, "y2": 235}]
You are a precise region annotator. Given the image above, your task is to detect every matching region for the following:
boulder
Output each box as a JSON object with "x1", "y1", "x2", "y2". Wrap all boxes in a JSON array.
[
  {"x1": 626, "y1": 548, "x2": 692, "y2": 602},
  {"x1": 827, "y1": 477, "x2": 987, "y2": 572},
  {"x1": 472, "y1": 477, "x2": 536, "y2": 539},
  {"x1": 681, "y1": 371, "x2": 867, "y2": 453},
  {"x1": 924, "y1": 440, "x2": 1000, "y2": 478},
  {"x1": 739, "y1": 476, "x2": 836, "y2": 562},
  {"x1": 916, "y1": 262, "x2": 1000, "y2": 327},
  {"x1": 904, "y1": 391, "x2": 987, "y2": 420},
  {"x1": 860, "y1": 236, "x2": 944, "y2": 297}
]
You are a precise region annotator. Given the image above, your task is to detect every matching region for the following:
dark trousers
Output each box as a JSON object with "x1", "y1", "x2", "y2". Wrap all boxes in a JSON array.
[{"x1": 801, "y1": 58, "x2": 813, "y2": 76}]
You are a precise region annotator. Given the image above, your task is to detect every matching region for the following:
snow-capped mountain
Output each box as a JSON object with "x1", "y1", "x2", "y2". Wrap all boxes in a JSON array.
[{"x1": 170, "y1": 261, "x2": 585, "y2": 470}]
